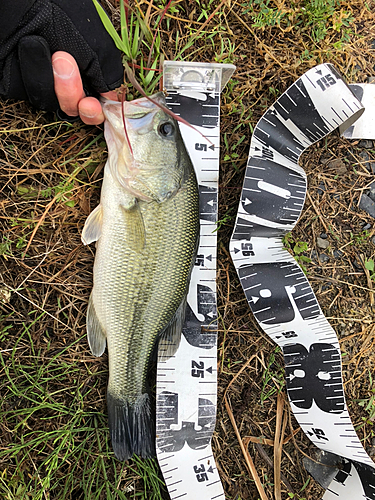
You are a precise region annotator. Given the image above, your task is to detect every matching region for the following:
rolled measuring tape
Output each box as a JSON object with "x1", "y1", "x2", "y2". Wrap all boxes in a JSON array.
[{"x1": 229, "y1": 63, "x2": 375, "y2": 498}]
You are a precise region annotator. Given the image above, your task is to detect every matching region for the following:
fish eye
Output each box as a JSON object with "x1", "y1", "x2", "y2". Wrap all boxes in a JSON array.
[{"x1": 158, "y1": 122, "x2": 175, "y2": 137}]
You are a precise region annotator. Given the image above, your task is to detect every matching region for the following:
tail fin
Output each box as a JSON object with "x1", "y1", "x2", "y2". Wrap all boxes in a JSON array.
[{"x1": 107, "y1": 391, "x2": 155, "y2": 461}]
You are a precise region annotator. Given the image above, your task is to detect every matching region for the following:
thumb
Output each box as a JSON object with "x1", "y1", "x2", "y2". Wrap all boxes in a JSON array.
[{"x1": 52, "y1": 51, "x2": 85, "y2": 117}]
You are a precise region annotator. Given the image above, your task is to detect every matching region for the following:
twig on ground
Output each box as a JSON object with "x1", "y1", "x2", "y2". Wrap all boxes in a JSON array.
[{"x1": 224, "y1": 356, "x2": 270, "y2": 500}]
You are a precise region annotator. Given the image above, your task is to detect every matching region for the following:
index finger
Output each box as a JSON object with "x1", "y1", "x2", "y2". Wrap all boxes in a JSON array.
[{"x1": 78, "y1": 91, "x2": 119, "y2": 125}]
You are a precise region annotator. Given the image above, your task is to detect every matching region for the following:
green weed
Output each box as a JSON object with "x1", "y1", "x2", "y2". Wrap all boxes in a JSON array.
[
  {"x1": 260, "y1": 347, "x2": 285, "y2": 404},
  {"x1": 0, "y1": 238, "x2": 12, "y2": 257},
  {"x1": 268, "y1": 86, "x2": 280, "y2": 97},
  {"x1": 0, "y1": 469, "x2": 34, "y2": 500},
  {"x1": 17, "y1": 134, "x2": 103, "y2": 210},
  {"x1": 214, "y1": 208, "x2": 233, "y2": 232},
  {"x1": 31, "y1": 177, "x2": 76, "y2": 207},
  {"x1": 300, "y1": 0, "x2": 354, "y2": 43},
  {"x1": 350, "y1": 229, "x2": 370, "y2": 246},
  {"x1": 242, "y1": 0, "x2": 288, "y2": 27},
  {"x1": 214, "y1": 37, "x2": 236, "y2": 64},
  {"x1": 92, "y1": 0, "x2": 165, "y2": 95},
  {"x1": 287, "y1": 476, "x2": 310, "y2": 499},
  {"x1": 241, "y1": 0, "x2": 355, "y2": 45},
  {"x1": 282, "y1": 233, "x2": 311, "y2": 274},
  {"x1": 365, "y1": 258, "x2": 375, "y2": 281},
  {"x1": 225, "y1": 78, "x2": 239, "y2": 96},
  {"x1": 223, "y1": 132, "x2": 247, "y2": 171},
  {"x1": 225, "y1": 81, "x2": 254, "y2": 135},
  {"x1": 93, "y1": 0, "x2": 235, "y2": 96},
  {"x1": 354, "y1": 371, "x2": 375, "y2": 430}
]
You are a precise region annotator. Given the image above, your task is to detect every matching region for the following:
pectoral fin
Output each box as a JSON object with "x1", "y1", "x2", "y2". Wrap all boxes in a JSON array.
[
  {"x1": 120, "y1": 201, "x2": 146, "y2": 253},
  {"x1": 87, "y1": 294, "x2": 106, "y2": 357},
  {"x1": 157, "y1": 296, "x2": 187, "y2": 360},
  {"x1": 81, "y1": 204, "x2": 103, "y2": 245}
]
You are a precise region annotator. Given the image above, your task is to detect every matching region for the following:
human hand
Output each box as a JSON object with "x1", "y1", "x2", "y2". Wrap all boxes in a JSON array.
[
  {"x1": 0, "y1": 0, "x2": 123, "y2": 122},
  {"x1": 52, "y1": 51, "x2": 118, "y2": 125}
]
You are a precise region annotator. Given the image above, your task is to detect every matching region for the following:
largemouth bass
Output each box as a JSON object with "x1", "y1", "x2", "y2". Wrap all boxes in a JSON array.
[{"x1": 81, "y1": 93, "x2": 199, "y2": 461}]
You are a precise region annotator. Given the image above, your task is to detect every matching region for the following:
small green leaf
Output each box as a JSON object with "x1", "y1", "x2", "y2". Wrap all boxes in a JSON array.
[
  {"x1": 365, "y1": 258, "x2": 374, "y2": 272},
  {"x1": 144, "y1": 57, "x2": 159, "y2": 87},
  {"x1": 294, "y1": 241, "x2": 308, "y2": 254},
  {"x1": 120, "y1": 1, "x2": 131, "y2": 57},
  {"x1": 132, "y1": 18, "x2": 140, "y2": 60}
]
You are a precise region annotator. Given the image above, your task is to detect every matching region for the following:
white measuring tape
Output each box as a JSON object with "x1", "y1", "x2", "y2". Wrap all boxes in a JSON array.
[
  {"x1": 156, "y1": 61, "x2": 235, "y2": 500},
  {"x1": 156, "y1": 61, "x2": 375, "y2": 499},
  {"x1": 229, "y1": 63, "x2": 375, "y2": 499}
]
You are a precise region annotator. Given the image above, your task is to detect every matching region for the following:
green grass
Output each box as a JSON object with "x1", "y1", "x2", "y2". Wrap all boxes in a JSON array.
[
  {"x1": 354, "y1": 371, "x2": 375, "y2": 431},
  {"x1": 92, "y1": 0, "x2": 238, "y2": 98},
  {"x1": 214, "y1": 208, "x2": 233, "y2": 233},
  {"x1": 241, "y1": 0, "x2": 354, "y2": 45},
  {"x1": 0, "y1": 312, "x2": 166, "y2": 499},
  {"x1": 282, "y1": 233, "x2": 312, "y2": 275},
  {"x1": 350, "y1": 229, "x2": 371, "y2": 247},
  {"x1": 260, "y1": 348, "x2": 285, "y2": 404}
]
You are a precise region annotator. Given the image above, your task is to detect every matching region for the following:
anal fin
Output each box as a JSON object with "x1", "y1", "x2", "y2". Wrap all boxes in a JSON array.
[
  {"x1": 87, "y1": 294, "x2": 106, "y2": 356},
  {"x1": 157, "y1": 296, "x2": 187, "y2": 361}
]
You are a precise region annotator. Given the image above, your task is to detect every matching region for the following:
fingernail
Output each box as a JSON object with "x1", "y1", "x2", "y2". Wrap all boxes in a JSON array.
[
  {"x1": 80, "y1": 110, "x2": 98, "y2": 119},
  {"x1": 52, "y1": 57, "x2": 75, "y2": 79}
]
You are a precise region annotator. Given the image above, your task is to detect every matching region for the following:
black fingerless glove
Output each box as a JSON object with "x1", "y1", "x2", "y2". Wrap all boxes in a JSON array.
[{"x1": 0, "y1": 0, "x2": 123, "y2": 112}]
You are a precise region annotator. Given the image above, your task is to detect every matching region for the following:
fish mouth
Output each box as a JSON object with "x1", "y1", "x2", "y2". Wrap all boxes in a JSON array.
[{"x1": 101, "y1": 92, "x2": 167, "y2": 118}]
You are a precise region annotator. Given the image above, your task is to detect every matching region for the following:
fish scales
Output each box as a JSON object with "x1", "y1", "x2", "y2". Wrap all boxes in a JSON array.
[
  {"x1": 82, "y1": 92, "x2": 199, "y2": 461},
  {"x1": 95, "y1": 170, "x2": 198, "y2": 399}
]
